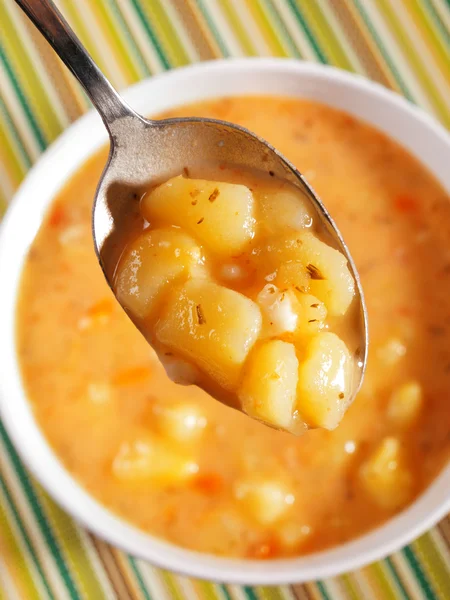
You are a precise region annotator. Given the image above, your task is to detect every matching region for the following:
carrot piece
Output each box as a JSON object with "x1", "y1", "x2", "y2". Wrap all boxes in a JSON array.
[
  {"x1": 88, "y1": 298, "x2": 114, "y2": 320},
  {"x1": 48, "y1": 204, "x2": 67, "y2": 227},
  {"x1": 112, "y1": 366, "x2": 152, "y2": 386},
  {"x1": 247, "y1": 536, "x2": 280, "y2": 559},
  {"x1": 192, "y1": 473, "x2": 224, "y2": 495},
  {"x1": 394, "y1": 194, "x2": 417, "y2": 213}
]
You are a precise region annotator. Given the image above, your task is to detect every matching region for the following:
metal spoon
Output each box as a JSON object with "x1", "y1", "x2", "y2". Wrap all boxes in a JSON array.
[{"x1": 16, "y1": 0, "x2": 368, "y2": 407}]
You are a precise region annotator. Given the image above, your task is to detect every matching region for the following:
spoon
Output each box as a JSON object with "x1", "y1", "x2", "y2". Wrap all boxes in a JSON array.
[{"x1": 16, "y1": 0, "x2": 368, "y2": 406}]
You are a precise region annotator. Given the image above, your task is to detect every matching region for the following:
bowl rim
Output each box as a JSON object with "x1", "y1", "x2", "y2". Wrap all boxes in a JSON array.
[{"x1": 1, "y1": 57, "x2": 450, "y2": 585}]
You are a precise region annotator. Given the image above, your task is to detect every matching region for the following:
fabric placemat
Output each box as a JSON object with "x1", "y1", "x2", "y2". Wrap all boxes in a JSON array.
[{"x1": 1, "y1": 1, "x2": 450, "y2": 598}]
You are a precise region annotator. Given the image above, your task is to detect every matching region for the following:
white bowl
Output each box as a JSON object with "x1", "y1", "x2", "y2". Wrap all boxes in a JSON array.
[{"x1": 1, "y1": 58, "x2": 450, "y2": 585}]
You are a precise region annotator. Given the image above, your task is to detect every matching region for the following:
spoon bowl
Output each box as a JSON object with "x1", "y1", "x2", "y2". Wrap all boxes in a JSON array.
[{"x1": 17, "y1": 0, "x2": 368, "y2": 408}]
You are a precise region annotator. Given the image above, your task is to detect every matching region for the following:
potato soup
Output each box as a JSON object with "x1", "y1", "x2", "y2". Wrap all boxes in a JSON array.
[{"x1": 17, "y1": 97, "x2": 450, "y2": 558}]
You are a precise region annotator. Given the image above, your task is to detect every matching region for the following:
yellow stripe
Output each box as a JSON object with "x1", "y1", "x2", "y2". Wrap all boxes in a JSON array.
[
  {"x1": 0, "y1": 2, "x2": 63, "y2": 142},
  {"x1": 87, "y1": 0, "x2": 143, "y2": 84},
  {"x1": 0, "y1": 112, "x2": 27, "y2": 187},
  {"x1": 140, "y1": 0, "x2": 190, "y2": 66},
  {"x1": 221, "y1": 0, "x2": 257, "y2": 55},
  {"x1": 243, "y1": 0, "x2": 289, "y2": 57},
  {"x1": 0, "y1": 501, "x2": 43, "y2": 600},
  {"x1": 413, "y1": 533, "x2": 450, "y2": 598},
  {"x1": 376, "y1": 0, "x2": 450, "y2": 127}
]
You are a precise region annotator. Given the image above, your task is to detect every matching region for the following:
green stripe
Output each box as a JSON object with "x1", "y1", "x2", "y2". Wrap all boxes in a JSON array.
[
  {"x1": 0, "y1": 2, "x2": 63, "y2": 142},
  {"x1": 316, "y1": 581, "x2": 332, "y2": 600},
  {"x1": 0, "y1": 96, "x2": 32, "y2": 170},
  {"x1": 408, "y1": 0, "x2": 450, "y2": 79},
  {"x1": 128, "y1": 558, "x2": 153, "y2": 600},
  {"x1": 384, "y1": 557, "x2": 410, "y2": 600},
  {"x1": 108, "y1": 0, "x2": 152, "y2": 76},
  {"x1": 352, "y1": 0, "x2": 415, "y2": 101},
  {"x1": 196, "y1": 0, "x2": 229, "y2": 57},
  {"x1": 0, "y1": 495, "x2": 45, "y2": 600},
  {"x1": 139, "y1": 0, "x2": 190, "y2": 66},
  {"x1": 295, "y1": 0, "x2": 355, "y2": 70},
  {"x1": 221, "y1": 0, "x2": 258, "y2": 56},
  {"x1": 413, "y1": 533, "x2": 450, "y2": 598},
  {"x1": 366, "y1": 563, "x2": 402, "y2": 600},
  {"x1": 0, "y1": 44, "x2": 46, "y2": 151},
  {"x1": 424, "y1": 0, "x2": 450, "y2": 43},
  {"x1": 220, "y1": 585, "x2": 233, "y2": 600},
  {"x1": 38, "y1": 492, "x2": 109, "y2": 600},
  {"x1": 244, "y1": 0, "x2": 289, "y2": 57},
  {"x1": 264, "y1": 0, "x2": 302, "y2": 58},
  {"x1": 242, "y1": 587, "x2": 259, "y2": 600},
  {"x1": 402, "y1": 546, "x2": 435, "y2": 600},
  {"x1": 0, "y1": 423, "x2": 80, "y2": 599},
  {"x1": 129, "y1": 0, "x2": 171, "y2": 69},
  {"x1": 90, "y1": 0, "x2": 143, "y2": 83},
  {"x1": 0, "y1": 473, "x2": 55, "y2": 600},
  {"x1": 377, "y1": 0, "x2": 450, "y2": 127},
  {"x1": 285, "y1": 0, "x2": 328, "y2": 62}
]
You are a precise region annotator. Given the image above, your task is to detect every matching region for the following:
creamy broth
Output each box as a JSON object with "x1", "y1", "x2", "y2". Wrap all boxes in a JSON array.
[{"x1": 17, "y1": 97, "x2": 450, "y2": 558}]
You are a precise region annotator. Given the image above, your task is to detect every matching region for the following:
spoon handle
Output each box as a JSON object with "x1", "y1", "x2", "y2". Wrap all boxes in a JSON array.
[{"x1": 15, "y1": 0, "x2": 138, "y2": 130}]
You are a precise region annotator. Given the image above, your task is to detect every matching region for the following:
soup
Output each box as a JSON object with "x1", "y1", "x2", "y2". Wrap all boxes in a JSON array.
[{"x1": 17, "y1": 96, "x2": 450, "y2": 558}]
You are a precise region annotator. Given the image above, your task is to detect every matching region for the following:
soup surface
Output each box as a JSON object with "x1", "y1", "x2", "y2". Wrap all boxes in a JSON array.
[{"x1": 17, "y1": 96, "x2": 450, "y2": 558}]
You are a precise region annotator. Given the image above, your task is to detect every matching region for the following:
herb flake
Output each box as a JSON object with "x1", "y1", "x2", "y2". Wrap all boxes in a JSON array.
[
  {"x1": 208, "y1": 188, "x2": 220, "y2": 202},
  {"x1": 196, "y1": 304, "x2": 206, "y2": 324},
  {"x1": 306, "y1": 264, "x2": 325, "y2": 280}
]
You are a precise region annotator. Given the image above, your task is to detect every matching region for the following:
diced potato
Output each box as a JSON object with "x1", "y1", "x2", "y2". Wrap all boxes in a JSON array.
[
  {"x1": 360, "y1": 437, "x2": 413, "y2": 509},
  {"x1": 293, "y1": 292, "x2": 327, "y2": 336},
  {"x1": 115, "y1": 228, "x2": 202, "y2": 319},
  {"x1": 297, "y1": 332, "x2": 353, "y2": 430},
  {"x1": 155, "y1": 279, "x2": 262, "y2": 391},
  {"x1": 87, "y1": 381, "x2": 114, "y2": 405},
  {"x1": 261, "y1": 232, "x2": 355, "y2": 315},
  {"x1": 277, "y1": 523, "x2": 312, "y2": 548},
  {"x1": 275, "y1": 261, "x2": 310, "y2": 294},
  {"x1": 112, "y1": 436, "x2": 198, "y2": 483},
  {"x1": 234, "y1": 476, "x2": 295, "y2": 525},
  {"x1": 387, "y1": 381, "x2": 422, "y2": 427},
  {"x1": 377, "y1": 337, "x2": 407, "y2": 366},
  {"x1": 141, "y1": 175, "x2": 255, "y2": 257},
  {"x1": 155, "y1": 402, "x2": 207, "y2": 442},
  {"x1": 256, "y1": 284, "x2": 298, "y2": 338},
  {"x1": 239, "y1": 340, "x2": 299, "y2": 430},
  {"x1": 258, "y1": 189, "x2": 313, "y2": 235}
]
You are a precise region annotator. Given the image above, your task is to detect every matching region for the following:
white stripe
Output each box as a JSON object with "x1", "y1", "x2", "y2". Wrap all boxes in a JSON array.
[
  {"x1": 430, "y1": 528, "x2": 450, "y2": 570},
  {"x1": 349, "y1": 570, "x2": 380, "y2": 600},
  {"x1": 0, "y1": 560, "x2": 23, "y2": 600},
  {"x1": 0, "y1": 448, "x2": 72, "y2": 600},
  {"x1": 135, "y1": 561, "x2": 171, "y2": 600},
  {"x1": 226, "y1": 585, "x2": 248, "y2": 600},
  {"x1": 6, "y1": 1, "x2": 70, "y2": 130},
  {"x1": 71, "y1": 0, "x2": 128, "y2": 89},
  {"x1": 321, "y1": 579, "x2": 347, "y2": 600},
  {"x1": 0, "y1": 61, "x2": 41, "y2": 161},
  {"x1": 76, "y1": 529, "x2": 117, "y2": 600},
  {"x1": 175, "y1": 574, "x2": 201, "y2": 600},
  {"x1": 389, "y1": 0, "x2": 450, "y2": 101},
  {"x1": 205, "y1": 0, "x2": 245, "y2": 57},
  {"x1": 0, "y1": 158, "x2": 16, "y2": 202},
  {"x1": 271, "y1": 0, "x2": 319, "y2": 61},
  {"x1": 116, "y1": 0, "x2": 166, "y2": 74},
  {"x1": 279, "y1": 585, "x2": 297, "y2": 600},
  {"x1": 318, "y1": 0, "x2": 369, "y2": 74},
  {"x1": 165, "y1": 0, "x2": 200, "y2": 63},
  {"x1": 259, "y1": 0, "x2": 295, "y2": 56},
  {"x1": 0, "y1": 487, "x2": 52, "y2": 600},
  {"x1": 361, "y1": 0, "x2": 436, "y2": 114},
  {"x1": 390, "y1": 552, "x2": 425, "y2": 600},
  {"x1": 230, "y1": 0, "x2": 271, "y2": 56}
]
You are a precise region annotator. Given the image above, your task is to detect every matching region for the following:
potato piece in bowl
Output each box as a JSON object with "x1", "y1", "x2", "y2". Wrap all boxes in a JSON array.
[
  {"x1": 258, "y1": 189, "x2": 313, "y2": 235},
  {"x1": 141, "y1": 176, "x2": 255, "y2": 257},
  {"x1": 155, "y1": 279, "x2": 262, "y2": 391},
  {"x1": 297, "y1": 332, "x2": 353, "y2": 430},
  {"x1": 115, "y1": 227, "x2": 203, "y2": 319}
]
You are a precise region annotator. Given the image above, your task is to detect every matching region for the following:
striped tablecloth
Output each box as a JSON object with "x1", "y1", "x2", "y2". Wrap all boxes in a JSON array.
[{"x1": 1, "y1": 1, "x2": 450, "y2": 598}]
